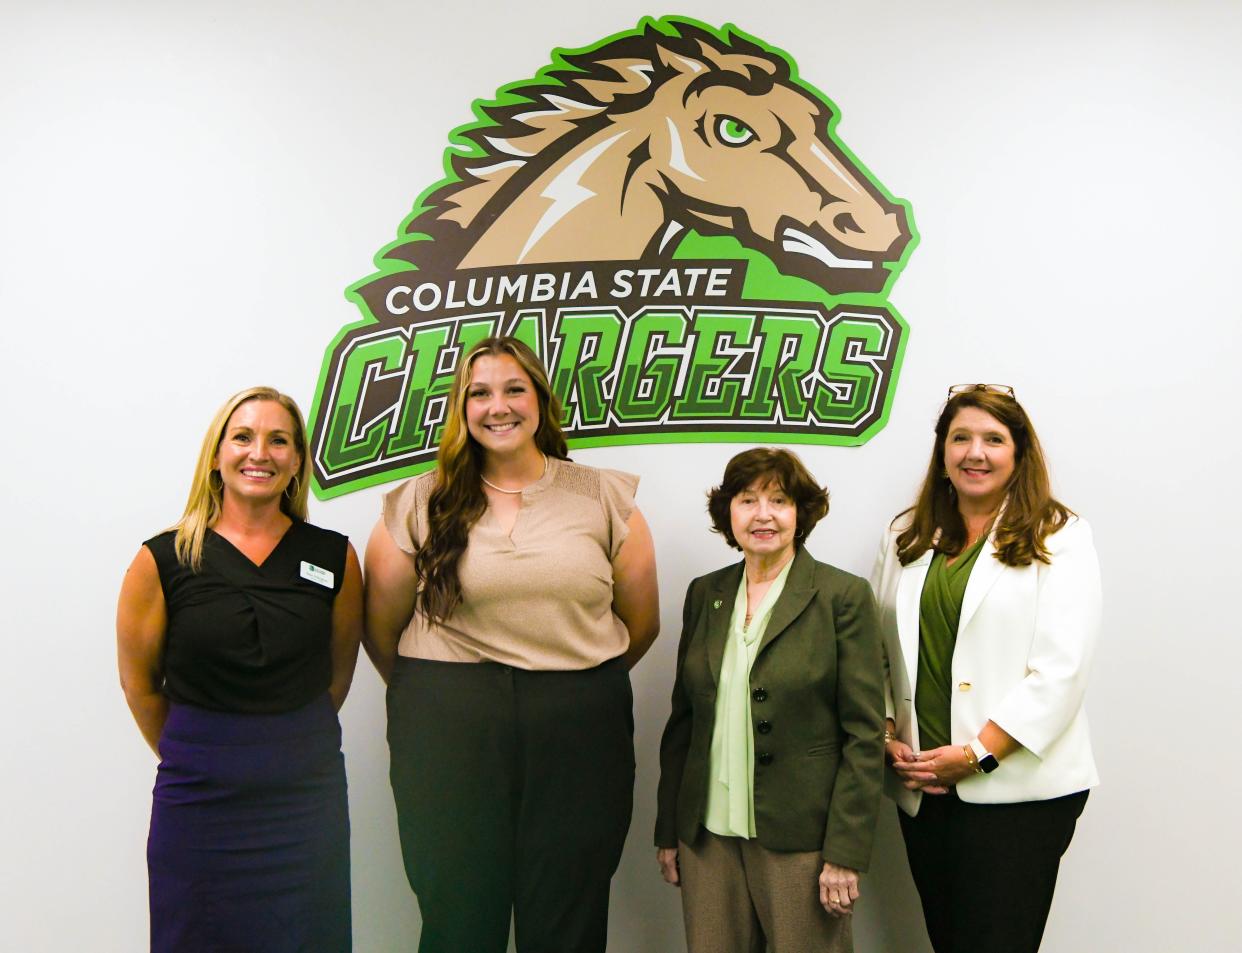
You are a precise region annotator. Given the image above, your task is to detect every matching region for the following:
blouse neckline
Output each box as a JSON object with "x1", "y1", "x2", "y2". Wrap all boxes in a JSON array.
[{"x1": 209, "y1": 520, "x2": 298, "y2": 571}]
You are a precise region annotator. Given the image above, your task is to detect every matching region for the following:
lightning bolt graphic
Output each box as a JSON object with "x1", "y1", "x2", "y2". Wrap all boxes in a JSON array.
[{"x1": 519, "y1": 130, "x2": 628, "y2": 262}]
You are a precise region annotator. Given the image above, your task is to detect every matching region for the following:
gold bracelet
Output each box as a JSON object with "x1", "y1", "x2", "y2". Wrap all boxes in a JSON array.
[
  {"x1": 962, "y1": 744, "x2": 983, "y2": 774},
  {"x1": 884, "y1": 728, "x2": 896, "y2": 744}
]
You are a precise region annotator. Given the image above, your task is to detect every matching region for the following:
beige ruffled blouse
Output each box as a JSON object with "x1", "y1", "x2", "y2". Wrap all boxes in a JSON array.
[{"x1": 382, "y1": 457, "x2": 638, "y2": 671}]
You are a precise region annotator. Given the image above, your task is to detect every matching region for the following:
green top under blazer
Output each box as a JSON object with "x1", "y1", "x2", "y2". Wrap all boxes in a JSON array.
[{"x1": 655, "y1": 547, "x2": 886, "y2": 871}]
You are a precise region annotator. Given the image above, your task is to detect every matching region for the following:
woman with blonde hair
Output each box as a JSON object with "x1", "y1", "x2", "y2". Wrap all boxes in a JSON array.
[
  {"x1": 117, "y1": 386, "x2": 363, "y2": 953},
  {"x1": 365, "y1": 336, "x2": 659, "y2": 953},
  {"x1": 872, "y1": 384, "x2": 1101, "y2": 953}
]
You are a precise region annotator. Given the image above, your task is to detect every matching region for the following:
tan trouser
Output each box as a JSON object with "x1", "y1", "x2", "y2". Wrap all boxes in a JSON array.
[{"x1": 678, "y1": 832, "x2": 852, "y2": 953}]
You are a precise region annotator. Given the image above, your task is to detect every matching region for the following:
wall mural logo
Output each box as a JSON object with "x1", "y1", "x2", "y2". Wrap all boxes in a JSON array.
[{"x1": 309, "y1": 16, "x2": 916, "y2": 498}]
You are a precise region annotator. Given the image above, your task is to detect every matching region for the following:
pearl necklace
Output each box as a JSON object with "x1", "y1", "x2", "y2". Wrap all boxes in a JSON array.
[{"x1": 480, "y1": 454, "x2": 548, "y2": 494}]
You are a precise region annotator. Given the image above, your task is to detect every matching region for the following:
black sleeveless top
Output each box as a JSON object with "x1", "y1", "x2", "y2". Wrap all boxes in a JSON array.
[{"x1": 145, "y1": 521, "x2": 348, "y2": 714}]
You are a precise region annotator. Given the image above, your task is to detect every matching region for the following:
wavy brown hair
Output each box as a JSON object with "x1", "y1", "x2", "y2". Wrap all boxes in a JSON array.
[
  {"x1": 895, "y1": 387, "x2": 1071, "y2": 567},
  {"x1": 414, "y1": 337, "x2": 569, "y2": 622},
  {"x1": 707, "y1": 447, "x2": 829, "y2": 550}
]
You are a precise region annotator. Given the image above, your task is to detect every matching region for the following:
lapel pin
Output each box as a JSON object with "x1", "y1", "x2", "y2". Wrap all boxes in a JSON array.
[{"x1": 712, "y1": 600, "x2": 722, "y2": 609}]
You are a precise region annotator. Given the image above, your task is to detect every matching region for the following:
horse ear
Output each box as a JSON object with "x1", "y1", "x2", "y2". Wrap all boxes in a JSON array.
[
  {"x1": 694, "y1": 38, "x2": 777, "y2": 78},
  {"x1": 655, "y1": 42, "x2": 709, "y2": 76}
]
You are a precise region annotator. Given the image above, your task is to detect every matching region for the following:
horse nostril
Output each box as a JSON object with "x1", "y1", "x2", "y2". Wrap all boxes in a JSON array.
[{"x1": 833, "y1": 211, "x2": 863, "y2": 235}]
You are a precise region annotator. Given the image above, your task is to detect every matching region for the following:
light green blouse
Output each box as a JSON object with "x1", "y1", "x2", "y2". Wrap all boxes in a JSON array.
[{"x1": 704, "y1": 558, "x2": 794, "y2": 839}]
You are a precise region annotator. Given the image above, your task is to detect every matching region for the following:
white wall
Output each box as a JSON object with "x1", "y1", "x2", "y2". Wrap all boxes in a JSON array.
[{"x1": 4, "y1": 1, "x2": 1240, "y2": 949}]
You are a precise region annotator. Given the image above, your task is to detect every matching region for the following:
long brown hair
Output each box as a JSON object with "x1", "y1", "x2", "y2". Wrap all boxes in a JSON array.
[
  {"x1": 414, "y1": 337, "x2": 569, "y2": 622},
  {"x1": 173, "y1": 387, "x2": 310, "y2": 570},
  {"x1": 895, "y1": 387, "x2": 1070, "y2": 567}
]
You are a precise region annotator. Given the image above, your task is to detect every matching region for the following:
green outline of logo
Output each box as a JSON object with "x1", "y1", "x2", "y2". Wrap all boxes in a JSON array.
[{"x1": 309, "y1": 15, "x2": 918, "y2": 499}]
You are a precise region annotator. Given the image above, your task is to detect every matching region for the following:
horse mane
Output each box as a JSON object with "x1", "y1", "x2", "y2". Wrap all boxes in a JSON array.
[{"x1": 386, "y1": 21, "x2": 792, "y2": 266}]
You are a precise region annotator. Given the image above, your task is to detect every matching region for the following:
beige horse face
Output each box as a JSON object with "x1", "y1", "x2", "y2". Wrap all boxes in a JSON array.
[{"x1": 648, "y1": 79, "x2": 910, "y2": 293}]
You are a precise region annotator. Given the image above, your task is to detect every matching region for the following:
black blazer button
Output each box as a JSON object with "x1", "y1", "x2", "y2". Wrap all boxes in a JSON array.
[
  {"x1": 752, "y1": 688, "x2": 768, "y2": 703},
  {"x1": 757, "y1": 752, "x2": 774, "y2": 766},
  {"x1": 757, "y1": 720, "x2": 772, "y2": 734}
]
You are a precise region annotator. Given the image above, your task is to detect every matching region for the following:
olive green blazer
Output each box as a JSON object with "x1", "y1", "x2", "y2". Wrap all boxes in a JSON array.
[{"x1": 654, "y1": 547, "x2": 885, "y2": 870}]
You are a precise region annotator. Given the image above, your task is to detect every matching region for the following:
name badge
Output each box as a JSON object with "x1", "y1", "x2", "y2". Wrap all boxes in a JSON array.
[{"x1": 300, "y1": 561, "x2": 334, "y2": 588}]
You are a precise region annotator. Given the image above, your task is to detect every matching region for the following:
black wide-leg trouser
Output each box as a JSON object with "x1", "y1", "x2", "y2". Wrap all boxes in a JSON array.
[
  {"x1": 899, "y1": 789, "x2": 1088, "y2": 953},
  {"x1": 388, "y1": 655, "x2": 635, "y2": 953}
]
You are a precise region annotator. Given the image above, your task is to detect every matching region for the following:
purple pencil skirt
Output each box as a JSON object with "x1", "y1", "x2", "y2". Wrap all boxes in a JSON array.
[{"x1": 147, "y1": 695, "x2": 351, "y2": 953}]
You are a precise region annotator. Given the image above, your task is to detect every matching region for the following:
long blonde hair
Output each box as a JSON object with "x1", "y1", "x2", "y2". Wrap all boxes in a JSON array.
[
  {"x1": 415, "y1": 337, "x2": 569, "y2": 622},
  {"x1": 172, "y1": 387, "x2": 311, "y2": 570}
]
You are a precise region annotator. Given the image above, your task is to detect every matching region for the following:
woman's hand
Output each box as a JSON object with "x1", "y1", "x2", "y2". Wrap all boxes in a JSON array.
[
  {"x1": 819, "y1": 862, "x2": 859, "y2": 917},
  {"x1": 890, "y1": 744, "x2": 973, "y2": 792},
  {"x1": 885, "y1": 728, "x2": 950, "y2": 795},
  {"x1": 884, "y1": 735, "x2": 916, "y2": 766},
  {"x1": 657, "y1": 847, "x2": 680, "y2": 886}
]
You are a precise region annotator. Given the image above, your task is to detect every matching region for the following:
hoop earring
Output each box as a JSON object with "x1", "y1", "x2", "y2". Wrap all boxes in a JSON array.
[{"x1": 287, "y1": 475, "x2": 301, "y2": 499}]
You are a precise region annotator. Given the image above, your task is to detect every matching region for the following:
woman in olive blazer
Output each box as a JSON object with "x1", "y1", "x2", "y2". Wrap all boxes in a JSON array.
[{"x1": 655, "y1": 448, "x2": 884, "y2": 953}]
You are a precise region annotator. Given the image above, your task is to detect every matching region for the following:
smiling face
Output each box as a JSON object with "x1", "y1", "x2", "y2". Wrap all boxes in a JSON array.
[
  {"x1": 464, "y1": 353, "x2": 541, "y2": 460},
  {"x1": 214, "y1": 399, "x2": 302, "y2": 506},
  {"x1": 729, "y1": 478, "x2": 798, "y2": 563},
  {"x1": 943, "y1": 407, "x2": 1016, "y2": 513}
]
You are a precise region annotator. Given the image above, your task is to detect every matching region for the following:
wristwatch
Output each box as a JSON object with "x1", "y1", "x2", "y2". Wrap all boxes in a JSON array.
[{"x1": 968, "y1": 738, "x2": 999, "y2": 774}]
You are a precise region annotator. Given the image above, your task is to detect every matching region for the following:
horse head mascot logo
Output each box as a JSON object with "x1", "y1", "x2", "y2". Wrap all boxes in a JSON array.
[
  {"x1": 309, "y1": 17, "x2": 918, "y2": 498},
  {"x1": 386, "y1": 20, "x2": 912, "y2": 294}
]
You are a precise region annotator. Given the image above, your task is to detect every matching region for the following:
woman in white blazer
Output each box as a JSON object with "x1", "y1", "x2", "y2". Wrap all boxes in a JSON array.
[{"x1": 872, "y1": 384, "x2": 1101, "y2": 953}]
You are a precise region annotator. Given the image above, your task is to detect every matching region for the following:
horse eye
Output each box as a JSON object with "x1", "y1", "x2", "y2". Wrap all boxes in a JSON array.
[{"x1": 715, "y1": 116, "x2": 756, "y2": 147}]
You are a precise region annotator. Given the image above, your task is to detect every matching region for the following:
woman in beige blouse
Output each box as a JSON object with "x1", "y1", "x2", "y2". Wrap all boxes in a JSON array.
[{"x1": 364, "y1": 336, "x2": 659, "y2": 953}]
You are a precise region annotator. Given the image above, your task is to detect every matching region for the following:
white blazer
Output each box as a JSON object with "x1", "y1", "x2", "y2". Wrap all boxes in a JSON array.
[{"x1": 871, "y1": 515, "x2": 1102, "y2": 815}]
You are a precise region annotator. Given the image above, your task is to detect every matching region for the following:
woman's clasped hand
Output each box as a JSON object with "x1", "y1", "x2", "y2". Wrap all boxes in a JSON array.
[{"x1": 889, "y1": 740, "x2": 973, "y2": 794}]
